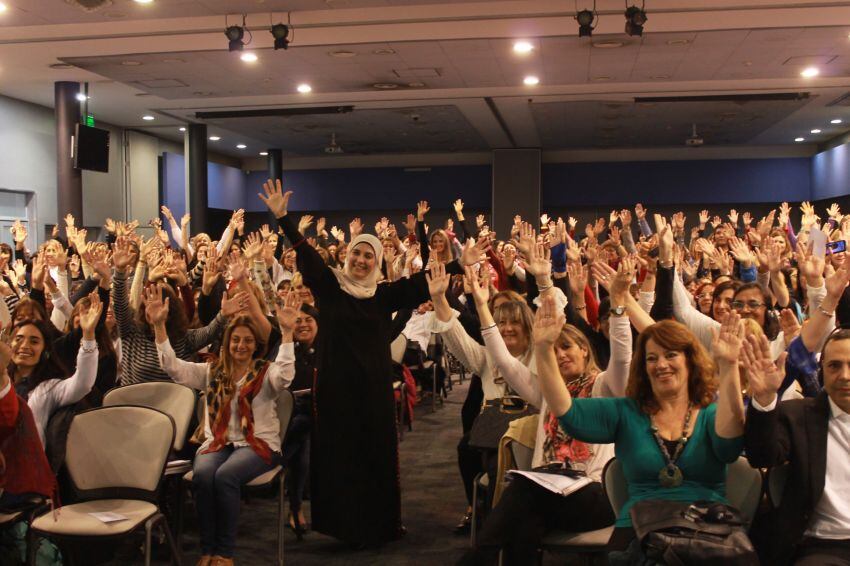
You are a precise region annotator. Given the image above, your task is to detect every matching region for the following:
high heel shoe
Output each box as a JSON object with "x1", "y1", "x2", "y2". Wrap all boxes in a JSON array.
[{"x1": 291, "y1": 513, "x2": 307, "y2": 542}]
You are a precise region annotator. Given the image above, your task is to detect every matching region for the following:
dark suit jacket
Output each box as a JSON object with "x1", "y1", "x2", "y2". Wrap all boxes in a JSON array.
[{"x1": 744, "y1": 391, "x2": 831, "y2": 565}]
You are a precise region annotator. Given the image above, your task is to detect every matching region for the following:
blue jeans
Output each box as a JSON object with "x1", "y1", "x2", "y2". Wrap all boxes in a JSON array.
[{"x1": 192, "y1": 445, "x2": 280, "y2": 557}]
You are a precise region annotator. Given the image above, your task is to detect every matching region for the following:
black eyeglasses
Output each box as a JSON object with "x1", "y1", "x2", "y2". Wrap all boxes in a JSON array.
[{"x1": 731, "y1": 300, "x2": 765, "y2": 311}]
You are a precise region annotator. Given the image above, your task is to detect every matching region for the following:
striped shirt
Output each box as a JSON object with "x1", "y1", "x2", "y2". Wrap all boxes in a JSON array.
[{"x1": 112, "y1": 270, "x2": 225, "y2": 386}]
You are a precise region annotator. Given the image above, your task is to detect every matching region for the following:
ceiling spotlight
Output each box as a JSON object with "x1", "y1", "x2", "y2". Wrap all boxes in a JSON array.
[
  {"x1": 225, "y1": 25, "x2": 244, "y2": 52},
  {"x1": 576, "y1": 7, "x2": 596, "y2": 38},
  {"x1": 513, "y1": 41, "x2": 533, "y2": 54},
  {"x1": 271, "y1": 23, "x2": 290, "y2": 50},
  {"x1": 259, "y1": 151, "x2": 269, "y2": 156},
  {"x1": 209, "y1": 136, "x2": 221, "y2": 141},
  {"x1": 142, "y1": 115, "x2": 155, "y2": 121},
  {"x1": 179, "y1": 127, "x2": 186, "y2": 132},
  {"x1": 800, "y1": 67, "x2": 819, "y2": 78},
  {"x1": 0, "y1": 2, "x2": 8, "y2": 12},
  {"x1": 75, "y1": 93, "x2": 87, "y2": 102},
  {"x1": 523, "y1": 75, "x2": 540, "y2": 86},
  {"x1": 795, "y1": 137, "x2": 805, "y2": 142},
  {"x1": 811, "y1": 129, "x2": 822, "y2": 134},
  {"x1": 133, "y1": 0, "x2": 154, "y2": 3},
  {"x1": 240, "y1": 52, "x2": 258, "y2": 63},
  {"x1": 297, "y1": 83, "x2": 312, "y2": 93},
  {"x1": 624, "y1": 3, "x2": 648, "y2": 37},
  {"x1": 831, "y1": 119, "x2": 843, "y2": 124},
  {"x1": 236, "y1": 144, "x2": 247, "y2": 149}
]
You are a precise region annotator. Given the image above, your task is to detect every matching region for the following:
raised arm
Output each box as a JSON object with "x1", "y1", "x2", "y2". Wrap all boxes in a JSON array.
[
  {"x1": 532, "y1": 295, "x2": 573, "y2": 417},
  {"x1": 149, "y1": 286, "x2": 210, "y2": 390},
  {"x1": 50, "y1": 293, "x2": 101, "y2": 407},
  {"x1": 711, "y1": 311, "x2": 747, "y2": 439}
]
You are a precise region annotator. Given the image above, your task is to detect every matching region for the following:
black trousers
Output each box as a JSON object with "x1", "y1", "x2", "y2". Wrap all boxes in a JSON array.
[
  {"x1": 795, "y1": 538, "x2": 850, "y2": 565},
  {"x1": 475, "y1": 476, "x2": 615, "y2": 566},
  {"x1": 458, "y1": 375, "x2": 485, "y2": 506}
]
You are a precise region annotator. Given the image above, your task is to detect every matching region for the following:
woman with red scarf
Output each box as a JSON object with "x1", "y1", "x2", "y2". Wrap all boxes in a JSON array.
[{"x1": 152, "y1": 287, "x2": 299, "y2": 566}]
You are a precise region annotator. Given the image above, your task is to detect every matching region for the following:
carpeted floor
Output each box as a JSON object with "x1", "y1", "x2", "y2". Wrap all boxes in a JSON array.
[{"x1": 104, "y1": 379, "x2": 477, "y2": 566}]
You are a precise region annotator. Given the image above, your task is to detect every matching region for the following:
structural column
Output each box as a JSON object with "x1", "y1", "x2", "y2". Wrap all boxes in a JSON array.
[
  {"x1": 492, "y1": 149, "x2": 541, "y2": 240},
  {"x1": 55, "y1": 81, "x2": 83, "y2": 237},
  {"x1": 186, "y1": 124, "x2": 209, "y2": 235}
]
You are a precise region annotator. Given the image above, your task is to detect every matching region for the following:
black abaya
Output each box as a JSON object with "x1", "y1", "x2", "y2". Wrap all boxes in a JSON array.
[{"x1": 278, "y1": 215, "x2": 458, "y2": 545}]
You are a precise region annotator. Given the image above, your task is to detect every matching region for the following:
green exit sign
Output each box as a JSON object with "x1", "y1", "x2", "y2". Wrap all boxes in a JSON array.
[{"x1": 85, "y1": 115, "x2": 95, "y2": 127}]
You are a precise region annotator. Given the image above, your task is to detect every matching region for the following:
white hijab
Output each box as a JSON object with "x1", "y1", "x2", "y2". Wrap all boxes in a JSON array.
[{"x1": 332, "y1": 234, "x2": 384, "y2": 299}]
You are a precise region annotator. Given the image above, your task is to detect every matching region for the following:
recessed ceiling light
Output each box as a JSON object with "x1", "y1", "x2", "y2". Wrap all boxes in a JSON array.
[
  {"x1": 523, "y1": 75, "x2": 540, "y2": 86},
  {"x1": 811, "y1": 128, "x2": 822, "y2": 134},
  {"x1": 297, "y1": 83, "x2": 312, "y2": 93},
  {"x1": 831, "y1": 119, "x2": 843, "y2": 124},
  {"x1": 240, "y1": 52, "x2": 258, "y2": 63},
  {"x1": 162, "y1": 58, "x2": 185, "y2": 64},
  {"x1": 0, "y1": 3, "x2": 8, "y2": 13},
  {"x1": 592, "y1": 76, "x2": 612, "y2": 81},
  {"x1": 259, "y1": 151, "x2": 269, "y2": 156},
  {"x1": 209, "y1": 136, "x2": 221, "y2": 141},
  {"x1": 666, "y1": 38, "x2": 690, "y2": 46},
  {"x1": 329, "y1": 50, "x2": 357, "y2": 58},
  {"x1": 801, "y1": 67, "x2": 819, "y2": 77},
  {"x1": 372, "y1": 48, "x2": 396, "y2": 55},
  {"x1": 795, "y1": 137, "x2": 805, "y2": 142},
  {"x1": 179, "y1": 127, "x2": 186, "y2": 132},
  {"x1": 592, "y1": 40, "x2": 624, "y2": 49},
  {"x1": 134, "y1": 0, "x2": 154, "y2": 3},
  {"x1": 75, "y1": 93, "x2": 87, "y2": 102},
  {"x1": 121, "y1": 60, "x2": 143, "y2": 66},
  {"x1": 408, "y1": 81, "x2": 426, "y2": 88},
  {"x1": 513, "y1": 41, "x2": 534, "y2": 54},
  {"x1": 236, "y1": 144, "x2": 247, "y2": 149},
  {"x1": 49, "y1": 63, "x2": 74, "y2": 70},
  {"x1": 142, "y1": 115, "x2": 155, "y2": 121},
  {"x1": 373, "y1": 83, "x2": 399, "y2": 89}
]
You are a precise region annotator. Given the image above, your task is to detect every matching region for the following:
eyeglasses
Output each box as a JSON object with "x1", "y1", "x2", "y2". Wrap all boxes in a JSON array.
[{"x1": 731, "y1": 300, "x2": 765, "y2": 311}]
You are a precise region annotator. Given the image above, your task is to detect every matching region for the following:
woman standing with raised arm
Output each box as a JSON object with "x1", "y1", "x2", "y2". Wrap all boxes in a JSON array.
[{"x1": 258, "y1": 179, "x2": 482, "y2": 546}]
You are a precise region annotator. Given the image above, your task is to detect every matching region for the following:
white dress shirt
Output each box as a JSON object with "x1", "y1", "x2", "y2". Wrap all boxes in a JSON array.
[{"x1": 753, "y1": 395, "x2": 850, "y2": 539}]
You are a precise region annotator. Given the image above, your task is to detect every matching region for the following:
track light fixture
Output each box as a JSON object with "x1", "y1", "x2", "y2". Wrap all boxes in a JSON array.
[
  {"x1": 624, "y1": 2, "x2": 647, "y2": 37},
  {"x1": 271, "y1": 23, "x2": 290, "y2": 50},
  {"x1": 575, "y1": 1, "x2": 596, "y2": 38},
  {"x1": 225, "y1": 25, "x2": 244, "y2": 51}
]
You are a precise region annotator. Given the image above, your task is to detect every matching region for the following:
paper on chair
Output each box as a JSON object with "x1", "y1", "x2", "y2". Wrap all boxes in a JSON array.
[
  {"x1": 88, "y1": 512, "x2": 129, "y2": 523},
  {"x1": 506, "y1": 470, "x2": 593, "y2": 497}
]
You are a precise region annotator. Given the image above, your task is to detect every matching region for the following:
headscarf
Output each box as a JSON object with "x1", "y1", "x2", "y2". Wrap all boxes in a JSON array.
[{"x1": 332, "y1": 234, "x2": 384, "y2": 299}]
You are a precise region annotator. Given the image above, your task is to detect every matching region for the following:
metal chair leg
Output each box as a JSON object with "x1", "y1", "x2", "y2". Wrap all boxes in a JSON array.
[
  {"x1": 470, "y1": 472, "x2": 483, "y2": 546},
  {"x1": 155, "y1": 513, "x2": 183, "y2": 566},
  {"x1": 144, "y1": 515, "x2": 155, "y2": 566}
]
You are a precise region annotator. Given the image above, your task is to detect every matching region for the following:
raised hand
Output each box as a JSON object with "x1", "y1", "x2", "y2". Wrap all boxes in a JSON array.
[
  {"x1": 525, "y1": 242, "x2": 552, "y2": 278},
  {"x1": 298, "y1": 214, "x2": 315, "y2": 234},
  {"x1": 742, "y1": 333, "x2": 787, "y2": 406},
  {"x1": 226, "y1": 253, "x2": 248, "y2": 283},
  {"x1": 567, "y1": 261, "x2": 588, "y2": 297},
  {"x1": 11, "y1": 220, "x2": 27, "y2": 245},
  {"x1": 590, "y1": 260, "x2": 617, "y2": 292},
  {"x1": 727, "y1": 209, "x2": 739, "y2": 225},
  {"x1": 275, "y1": 290, "x2": 302, "y2": 333},
  {"x1": 619, "y1": 209, "x2": 632, "y2": 227},
  {"x1": 180, "y1": 213, "x2": 191, "y2": 231},
  {"x1": 742, "y1": 211, "x2": 753, "y2": 226},
  {"x1": 79, "y1": 291, "x2": 103, "y2": 339},
  {"x1": 426, "y1": 261, "x2": 450, "y2": 298},
  {"x1": 540, "y1": 213, "x2": 551, "y2": 228},
  {"x1": 143, "y1": 285, "x2": 170, "y2": 326},
  {"x1": 698, "y1": 209, "x2": 709, "y2": 226},
  {"x1": 242, "y1": 232, "x2": 264, "y2": 260},
  {"x1": 202, "y1": 247, "x2": 222, "y2": 294},
  {"x1": 160, "y1": 205, "x2": 174, "y2": 221},
  {"x1": 258, "y1": 179, "x2": 293, "y2": 218},
  {"x1": 316, "y1": 217, "x2": 327, "y2": 236},
  {"x1": 532, "y1": 295, "x2": 565, "y2": 347},
  {"x1": 635, "y1": 203, "x2": 647, "y2": 220},
  {"x1": 221, "y1": 290, "x2": 250, "y2": 318},
  {"x1": 111, "y1": 237, "x2": 134, "y2": 270},
  {"x1": 104, "y1": 218, "x2": 117, "y2": 234},
  {"x1": 795, "y1": 241, "x2": 825, "y2": 285},
  {"x1": 778, "y1": 308, "x2": 801, "y2": 346},
  {"x1": 610, "y1": 255, "x2": 637, "y2": 300},
  {"x1": 416, "y1": 200, "x2": 430, "y2": 222},
  {"x1": 502, "y1": 244, "x2": 517, "y2": 270},
  {"x1": 728, "y1": 237, "x2": 755, "y2": 268},
  {"x1": 465, "y1": 265, "x2": 490, "y2": 306},
  {"x1": 825, "y1": 265, "x2": 850, "y2": 300},
  {"x1": 453, "y1": 199, "x2": 465, "y2": 219},
  {"x1": 711, "y1": 310, "x2": 745, "y2": 366},
  {"x1": 515, "y1": 221, "x2": 535, "y2": 257},
  {"x1": 330, "y1": 226, "x2": 345, "y2": 243},
  {"x1": 403, "y1": 213, "x2": 416, "y2": 234}
]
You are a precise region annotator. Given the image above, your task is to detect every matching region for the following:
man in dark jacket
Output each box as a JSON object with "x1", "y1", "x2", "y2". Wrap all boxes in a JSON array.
[{"x1": 745, "y1": 329, "x2": 850, "y2": 565}]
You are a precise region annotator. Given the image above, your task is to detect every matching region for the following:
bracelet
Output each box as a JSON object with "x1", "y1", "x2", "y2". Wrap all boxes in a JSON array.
[
  {"x1": 818, "y1": 305, "x2": 835, "y2": 317},
  {"x1": 537, "y1": 284, "x2": 554, "y2": 292},
  {"x1": 480, "y1": 323, "x2": 497, "y2": 331}
]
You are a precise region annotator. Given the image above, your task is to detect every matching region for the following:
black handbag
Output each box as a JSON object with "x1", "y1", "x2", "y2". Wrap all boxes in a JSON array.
[
  {"x1": 629, "y1": 500, "x2": 759, "y2": 566},
  {"x1": 467, "y1": 395, "x2": 538, "y2": 451}
]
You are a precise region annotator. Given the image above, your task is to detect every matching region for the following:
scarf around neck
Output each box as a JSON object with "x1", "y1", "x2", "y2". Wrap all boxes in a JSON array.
[
  {"x1": 542, "y1": 373, "x2": 597, "y2": 466},
  {"x1": 332, "y1": 233, "x2": 384, "y2": 299}
]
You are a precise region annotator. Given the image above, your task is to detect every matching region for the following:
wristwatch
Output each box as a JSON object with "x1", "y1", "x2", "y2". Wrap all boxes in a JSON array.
[{"x1": 611, "y1": 305, "x2": 627, "y2": 317}]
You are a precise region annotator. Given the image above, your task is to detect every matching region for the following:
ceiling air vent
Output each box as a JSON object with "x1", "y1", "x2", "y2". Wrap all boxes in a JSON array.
[{"x1": 65, "y1": 0, "x2": 113, "y2": 12}]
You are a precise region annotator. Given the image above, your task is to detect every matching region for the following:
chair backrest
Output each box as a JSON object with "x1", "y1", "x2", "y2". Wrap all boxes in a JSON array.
[
  {"x1": 65, "y1": 405, "x2": 174, "y2": 501},
  {"x1": 602, "y1": 459, "x2": 629, "y2": 518},
  {"x1": 767, "y1": 462, "x2": 789, "y2": 508},
  {"x1": 509, "y1": 441, "x2": 534, "y2": 471},
  {"x1": 103, "y1": 382, "x2": 196, "y2": 451},
  {"x1": 725, "y1": 456, "x2": 763, "y2": 525},
  {"x1": 277, "y1": 389, "x2": 295, "y2": 442},
  {"x1": 390, "y1": 334, "x2": 407, "y2": 365}
]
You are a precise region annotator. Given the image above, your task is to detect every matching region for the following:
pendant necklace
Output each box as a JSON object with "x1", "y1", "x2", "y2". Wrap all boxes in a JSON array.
[{"x1": 650, "y1": 402, "x2": 693, "y2": 488}]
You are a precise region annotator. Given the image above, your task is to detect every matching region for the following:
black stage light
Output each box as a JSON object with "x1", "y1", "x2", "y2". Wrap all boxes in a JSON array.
[
  {"x1": 271, "y1": 23, "x2": 290, "y2": 50},
  {"x1": 576, "y1": 9, "x2": 595, "y2": 37},
  {"x1": 225, "y1": 25, "x2": 244, "y2": 51},
  {"x1": 624, "y1": 4, "x2": 647, "y2": 37}
]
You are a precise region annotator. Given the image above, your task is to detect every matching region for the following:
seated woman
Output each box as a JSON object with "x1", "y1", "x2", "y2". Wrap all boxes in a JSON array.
[
  {"x1": 533, "y1": 295, "x2": 746, "y2": 556},
  {"x1": 8, "y1": 293, "x2": 101, "y2": 445},
  {"x1": 153, "y1": 286, "x2": 298, "y2": 566}
]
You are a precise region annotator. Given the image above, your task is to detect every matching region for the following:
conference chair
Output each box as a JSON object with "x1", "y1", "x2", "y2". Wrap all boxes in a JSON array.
[
  {"x1": 182, "y1": 389, "x2": 293, "y2": 566},
  {"x1": 29, "y1": 405, "x2": 180, "y2": 566}
]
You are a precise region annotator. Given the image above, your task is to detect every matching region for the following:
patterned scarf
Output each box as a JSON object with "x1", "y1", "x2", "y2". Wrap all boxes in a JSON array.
[
  {"x1": 202, "y1": 358, "x2": 273, "y2": 464},
  {"x1": 541, "y1": 373, "x2": 596, "y2": 465}
]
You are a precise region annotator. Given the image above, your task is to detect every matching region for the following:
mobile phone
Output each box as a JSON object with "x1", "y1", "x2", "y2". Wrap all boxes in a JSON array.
[{"x1": 826, "y1": 240, "x2": 846, "y2": 255}]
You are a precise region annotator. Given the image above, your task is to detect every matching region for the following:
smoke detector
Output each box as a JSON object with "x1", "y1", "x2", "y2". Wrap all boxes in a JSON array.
[
  {"x1": 324, "y1": 132, "x2": 344, "y2": 154},
  {"x1": 685, "y1": 123, "x2": 704, "y2": 147}
]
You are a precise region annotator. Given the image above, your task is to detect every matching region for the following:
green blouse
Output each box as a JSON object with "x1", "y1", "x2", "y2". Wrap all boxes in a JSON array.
[{"x1": 558, "y1": 397, "x2": 744, "y2": 527}]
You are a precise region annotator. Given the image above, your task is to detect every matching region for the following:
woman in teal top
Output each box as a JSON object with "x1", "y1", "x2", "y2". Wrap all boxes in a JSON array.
[{"x1": 533, "y1": 296, "x2": 747, "y2": 552}]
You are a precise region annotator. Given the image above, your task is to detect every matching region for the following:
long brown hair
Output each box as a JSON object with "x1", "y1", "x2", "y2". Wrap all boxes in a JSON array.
[
  {"x1": 209, "y1": 316, "x2": 267, "y2": 380},
  {"x1": 556, "y1": 324, "x2": 600, "y2": 381},
  {"x1": 626, "y1": 320, "x2": 717, "y2": 414}
]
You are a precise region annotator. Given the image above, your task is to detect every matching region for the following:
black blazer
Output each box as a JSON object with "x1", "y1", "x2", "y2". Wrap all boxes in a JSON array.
[{"x1": 744, "y1": 391, "x2": 831, "y2": 565}]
